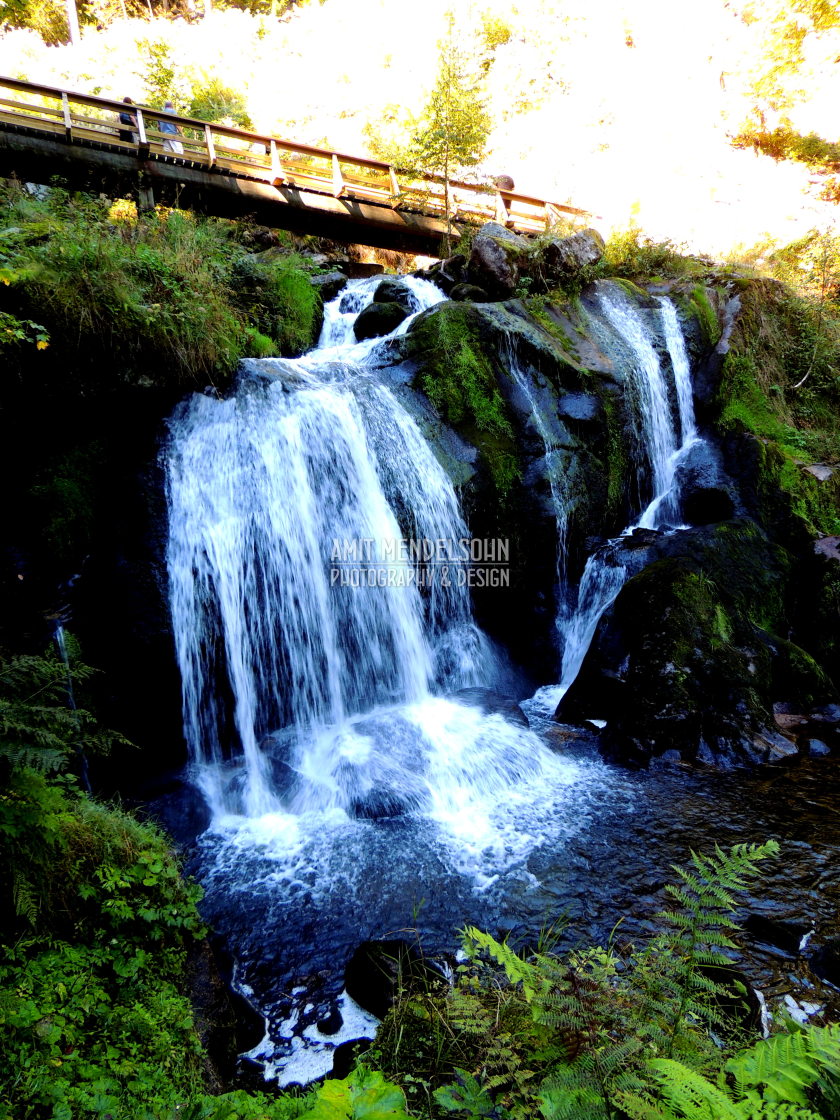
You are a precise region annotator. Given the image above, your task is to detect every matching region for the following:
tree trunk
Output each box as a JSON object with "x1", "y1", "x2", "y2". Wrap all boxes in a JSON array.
[{"x1": 65, "y1": 0, "x2": 81, "y2": 44}]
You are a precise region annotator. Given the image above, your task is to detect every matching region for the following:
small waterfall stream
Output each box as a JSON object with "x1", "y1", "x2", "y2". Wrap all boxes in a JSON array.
[{"x1": 525, "y1": 285, "x2": 702, "y2": 716}]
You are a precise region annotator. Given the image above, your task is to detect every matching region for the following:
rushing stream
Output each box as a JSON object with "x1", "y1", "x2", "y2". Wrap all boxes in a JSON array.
[{"x1": 165, "y1": 277, "x2": 840, "y2": 1085}]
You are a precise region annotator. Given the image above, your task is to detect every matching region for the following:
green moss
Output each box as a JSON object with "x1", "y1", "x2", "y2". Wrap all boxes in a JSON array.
[
  {"x1": 414, "y1": 303, "x2": 511, "y2": 438},
  {"x1": 600, "y1": 393, "x2": 627, "y2": 520},
  {"x1": 408, "y1": 303, "x2": 521, "y2": 497},
  {"x1": 769, "y1": 636, "x2": 836, "y2": 707},
  {"x1": 715, "y1": 280, "x2": 840, "y2": 539},
  {"x1": 682, "y1": 284, "x2": 721, "y2": 346},
  {"x1": 242, "y1": 326, "x2": 278, "y2": 357},
  {"x1": 0, "y1": 183, "x2": 324, "y2": 389}
]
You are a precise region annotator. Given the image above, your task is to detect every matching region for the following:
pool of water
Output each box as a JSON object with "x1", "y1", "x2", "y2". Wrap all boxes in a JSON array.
[{"x1": 180, "y1": 715, "x2": 840, "y2": 1085}]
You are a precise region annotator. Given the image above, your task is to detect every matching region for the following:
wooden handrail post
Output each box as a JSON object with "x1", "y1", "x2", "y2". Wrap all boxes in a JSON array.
[
  {"x1": 204, "y1": 124, "x2": 216, "y2": 168},
  {"x1": 270, "y1": 139, "x2": 284, "y2": 185},
  {"x1": 61, "y1": 92, "x2": 72, "y2": 140},
  {"x1": 331, "y1": 153, "x2": 344, "y2": 198},
  {"x1": 135, "y1": 108, "x2": 149, "y2": 156},
  {"x1": 389, "y1": 165, "x2": 400, "y2": 197}
]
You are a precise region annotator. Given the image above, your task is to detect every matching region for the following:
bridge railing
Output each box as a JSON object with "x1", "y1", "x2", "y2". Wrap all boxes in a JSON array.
[{"x1": 0, "y1": 75, "x2": 589, "y2": 235}]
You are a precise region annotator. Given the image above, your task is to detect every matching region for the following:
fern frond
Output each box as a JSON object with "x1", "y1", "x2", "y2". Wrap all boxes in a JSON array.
[
  {"x1": 12, "y1": 870, "x2": 39, "y2": 925},
  {"x1": 727, "y1": 1023, "x2": 840, "y2": 1105},
  {"x1": 463, "y1": 928, "x2": 541, "y2": 1002},
  {"x1": 647, "y1": 1057, "x2": 744, "y2": 1119}
]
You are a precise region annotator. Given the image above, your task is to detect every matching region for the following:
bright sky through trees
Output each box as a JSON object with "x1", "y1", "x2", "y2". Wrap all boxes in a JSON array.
[{"x1": 1, "y1": 0, "x2": 838, "y2": 256}]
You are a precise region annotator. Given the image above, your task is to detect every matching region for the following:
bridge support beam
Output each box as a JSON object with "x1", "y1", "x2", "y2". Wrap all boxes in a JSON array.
[{"x1": 0, "y1": 128, "x2": 453, "y2": 255}]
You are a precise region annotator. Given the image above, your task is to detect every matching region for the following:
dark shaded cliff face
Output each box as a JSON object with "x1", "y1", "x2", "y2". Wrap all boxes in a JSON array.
[
  {"x1": 384, "y1": 277, "x2": 839, "y2": 767},
  {"x1": 3, "y1": 271, "x2": 838, "y2": 782},
  {"x1": 0, "y1": 375, "x2": 185, "y2": 777}
]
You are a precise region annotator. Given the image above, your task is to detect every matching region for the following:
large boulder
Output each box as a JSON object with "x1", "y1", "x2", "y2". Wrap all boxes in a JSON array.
[
  {"x1": 540, "y1": 228, "x2": 605, "y2": 279},
  {"x1": 354, "y1": 300, "x2": 408, "y2": 340},
  {"x1": 467, "y1": 222, "x2": 529, "y2": 299},
  {"x1": 414, "y1": 254, "x2": 467, "y2": 295},
  {"x1": 373, "y1": 277, "x2": 415, "y2": 312},
  {"x1": 344, "y1": 940, "x2": 443, "y2": 1020},
  {"x1": 557, "y1": 520, "x2": 837, "y2": 767},
  {"x1": 309, "y1": 270, "x2": 347, "y2": 302}
]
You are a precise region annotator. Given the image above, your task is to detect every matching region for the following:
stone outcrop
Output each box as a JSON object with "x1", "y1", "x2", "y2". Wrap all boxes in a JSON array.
[
  {"x1": 353, "y1": 299, "x2": 408, "y2": 340},
  {"x1": 540, "y1": 228, "x2": 605, "y2": 279},
  {"x1": 466, "y1": 222, "x2": 529, "y2": 299}
]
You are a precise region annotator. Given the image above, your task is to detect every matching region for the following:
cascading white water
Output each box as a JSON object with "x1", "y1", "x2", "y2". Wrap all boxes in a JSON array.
[
  {"x1": 528, "y1": 286, "x2": 701, "y2": 716},
  {"x1": 167, "y1": 276, "x2": 587, "y2": 824},
  {"x1": 501, "y1": 339, "x2": 574, "y2": 622},
  {"x1": 166, "y1": 274, "x2": 618, "y2": 1084}
]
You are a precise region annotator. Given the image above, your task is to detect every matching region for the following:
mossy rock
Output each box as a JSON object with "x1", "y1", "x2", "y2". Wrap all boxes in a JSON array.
[
  {"x1": 559, "y1": 520, "x2": 824, "y2": 766},
  {"x1": 354, "y1": 300, "x2": 408, "y2": 340}
]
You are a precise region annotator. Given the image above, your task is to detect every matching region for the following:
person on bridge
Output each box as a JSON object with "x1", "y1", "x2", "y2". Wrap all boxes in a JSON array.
[
  {"x1": 118, "y1": 97, "x2": 137, "y2": 144},
  {"x1": 160, "y1": 101, "x2": 184, "y2": 155}
]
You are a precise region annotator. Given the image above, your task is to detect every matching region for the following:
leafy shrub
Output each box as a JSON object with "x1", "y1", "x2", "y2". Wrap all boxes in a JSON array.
[
  {"x1": 0, "y1": 184, "x2": 321, "y2": 387},
  {"x1": 600, "y1": 225, "x2": 712, "y2": 281},
  {"x1": 374, "y1": 842, "x2": 794, "y2": 1120}
]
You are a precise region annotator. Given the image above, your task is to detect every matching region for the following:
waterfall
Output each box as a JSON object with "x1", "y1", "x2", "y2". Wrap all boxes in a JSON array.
[
  {"x1": 166, "y1": 274, "x2": 620, "y2": 1084},
  {"x1": 167, "y1": 276, "x2": 570, "y2": 820},
  {"x1": 501, "y1": 338, "x2": 574, "y2": 623},
  {"x1": 527, "y1": 285, "x2": 700, "y2": 715}
]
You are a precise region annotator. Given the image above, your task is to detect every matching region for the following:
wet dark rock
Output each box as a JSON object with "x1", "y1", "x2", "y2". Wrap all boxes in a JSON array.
[
  {"x1": 185, "y1": 940, "x2": 265, "y2": 1090},
  {"x1": 350, "y1": 790, "x2": 408, "y2": 820},
  {"x1": 453, "y1": 686, "x2": 529, "y2": 727},
  {"x1": 373, "y1": 277, "x2": 415, "y2": 311},
  {"x1": 316, "y1": 1007, "x2": 343, "y2": 1035},
  {"x1": 675, "y1": 440, "x2": 738, "y2": 526},
  {"x1": 337, "y1": 261, "x2": 385, "y2": 278},
  {"x1": 807, "y1": 739, "x2": 831, "y2": 757},
  {"x1": 331, "y1": 1038, "x2": 371, "y2": 1079},
  {"x1": 745, "y1": 915, "x2": 810, "y2": 956},
  {"x1": 345, "y1": 939, "x2": 442, "y2": 1020},
  {"x1": 557, "y1": 392, "x2": 600, "y2": 422},
  {"x1": 309, "y1": 271, "x2": 347, "y2": 302},
  {"x1": 810, "y1": 703, "x2": 840, "y2": 724},
  {"x1": 414, "y1": 254, "x2": 466, "y2": 294},
  {"x1": 467, "y1": 222, "x2": 529, "y2": 299},
  {"x1": 146, "y1": 774, "x2": 212, "y2": 847},
  {"x1": 449, "y1": 282, "x2": 491, "y2": 302},
  {"x1": 681, "y1": 486, "x2": 735, "y2": 525},
  {"x1": 558, "y1": 521, "x2": 821, "y2": 767},
  {"x1": 810, "y1": 939, "x2": 840, "y2": 988},
  {"x1": 353, "y1": 301, "x2": 408, "y2": 341}
]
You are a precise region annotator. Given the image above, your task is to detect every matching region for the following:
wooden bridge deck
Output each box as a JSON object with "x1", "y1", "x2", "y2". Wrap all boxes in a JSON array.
[{"x1": 0, "y1": 76, "x2": 589, "y2": 254}]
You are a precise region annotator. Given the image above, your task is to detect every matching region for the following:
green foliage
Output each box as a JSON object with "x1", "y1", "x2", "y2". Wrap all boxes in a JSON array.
[
  {"x1": 414, "y1": 304, "x2": 511, "y2": 438},
  {"x1": 0, "y1": 766, "x2": 208, "y2": 1119},
  {"x1": 409, "y1": 302, "x2": 520, "y2": 495},
  {"x1": 373, "y1": 842, "x2": 783, "y2": 1120},
  {"x1": 299, "y1": 1066, "x2": 410, "y2": 1119},
  {"x1": 714, "y1": 277, "x2": 840, "y2": 537},
  {"x1": 600, "y1": 226, "x2": 712, "y2": 282},
  {"x1": 368, "y1": 11, "x2": 492, "y2": 250},
  {"x1": 0, "y1": 183, "x2": 322, "y2": 386},
  {"x1": 0, "y1": 308, "x2": 49, "y2": 349},
  {"x1": 619, "y1": 1022, "x2": 840, "y2": 1119},
  {"x1": 171, "y1": 1067, "x2": 409, "y2": 1120},
  {"x1": 137, "y1": 36, "x2": 193, "y2": 109},
  {"x1": 0, "y1": 642, "x2": 130, "y2": 780},
  {"x1": 189, "y1": 75, "x2": 253, "y2": 128}
]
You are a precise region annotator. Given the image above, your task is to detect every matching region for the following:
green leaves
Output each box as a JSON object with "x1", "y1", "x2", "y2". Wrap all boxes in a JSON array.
[{"x1": 300, "y1": 1067, "x2": 410, "y2": 1120}]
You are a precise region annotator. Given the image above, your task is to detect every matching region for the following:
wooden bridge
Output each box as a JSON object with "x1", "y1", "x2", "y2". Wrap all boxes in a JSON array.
[{"x1": 0, "y1": 76, "x2": 589, "y2": 255}]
